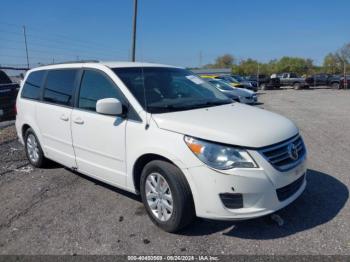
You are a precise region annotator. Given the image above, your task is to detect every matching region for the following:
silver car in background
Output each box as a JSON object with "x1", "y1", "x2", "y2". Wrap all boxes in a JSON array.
[{"x1": 207, "y1": 79, "x2": 258, "y2": 104}]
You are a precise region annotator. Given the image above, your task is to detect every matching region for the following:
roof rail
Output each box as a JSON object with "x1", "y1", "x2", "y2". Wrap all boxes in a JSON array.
[{"x1": 40, "y1": 60, "x2": 100, "y2": 66}]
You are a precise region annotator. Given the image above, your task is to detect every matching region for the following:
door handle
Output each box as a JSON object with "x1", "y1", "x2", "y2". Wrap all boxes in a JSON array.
[
  {"x1": 73, "y1": 117, "x2": 84, "y2": 125},
  {"x1": 60, "y1": 114, "x2": 69, "y2": 121}
]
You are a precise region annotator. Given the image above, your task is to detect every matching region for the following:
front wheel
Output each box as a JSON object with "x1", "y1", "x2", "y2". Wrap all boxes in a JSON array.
[{"x1": 140, "y1": 160, "x2": 195, "y2": 232}]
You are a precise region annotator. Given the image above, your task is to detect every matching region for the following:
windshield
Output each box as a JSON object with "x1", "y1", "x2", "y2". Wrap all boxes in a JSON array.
[
  {"x1": 208, "y1": 79, "x2": 234, "y2": 91},
  {"x1": 231, "y1": 75, "x2": 244, "y2": 82},
  {"x1": 112, "y1": 67, "x2": 232, "y2": 113}
]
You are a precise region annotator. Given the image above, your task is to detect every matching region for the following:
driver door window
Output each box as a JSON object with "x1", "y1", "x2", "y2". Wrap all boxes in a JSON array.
[{"x1": 78, "y1": 70, "x2": 123, "y2": 112}]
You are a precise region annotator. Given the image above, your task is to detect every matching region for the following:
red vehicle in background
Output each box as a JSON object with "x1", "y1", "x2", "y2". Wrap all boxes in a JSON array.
[{"x1": 340, "y1": 75, "x2": 350, "y2": 89}]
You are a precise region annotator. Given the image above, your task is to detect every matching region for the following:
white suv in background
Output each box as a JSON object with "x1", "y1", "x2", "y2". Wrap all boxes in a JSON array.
[{"x1": 16, "y1": 61, "x2": 307, "y2": 232}]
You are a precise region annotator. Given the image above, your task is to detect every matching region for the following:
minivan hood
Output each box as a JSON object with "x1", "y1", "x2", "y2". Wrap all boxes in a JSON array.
[{"x1": 152, "y1": 103, "x2": 298, "y2": 148}]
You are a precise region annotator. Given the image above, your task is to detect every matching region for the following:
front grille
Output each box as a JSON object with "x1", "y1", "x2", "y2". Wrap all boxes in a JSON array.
[
  {"x1": 276, "y1": 174, "x2": 305, "y2": 201},
  {"x1": 259, "y1": 135, "x2": 306, "y2": 172}
]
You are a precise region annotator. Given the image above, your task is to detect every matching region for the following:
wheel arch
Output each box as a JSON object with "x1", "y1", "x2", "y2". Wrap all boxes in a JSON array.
[
  {"x1": 22, "y1": 123, "x2": 31, "y2": 139},
  {"x1": 20, "y1": 122, "x2": 45, "y2": 155},
  {"x1": 132, "y1": 153, "x2": 176, "y2": 194}
]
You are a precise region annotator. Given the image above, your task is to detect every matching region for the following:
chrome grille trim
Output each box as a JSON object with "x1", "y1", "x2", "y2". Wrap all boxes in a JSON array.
[{"x1": 259, "y1": 135, "x2": 306, "y2": 172}]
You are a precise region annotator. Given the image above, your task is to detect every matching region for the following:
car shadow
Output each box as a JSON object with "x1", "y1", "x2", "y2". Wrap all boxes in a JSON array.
[
  {"x1": 307, "y1": 86, "x2": 331, "y2": 90},
  {"x1": 70, "y1": 169, "x2": 142, "y2": 202},
  {"x1": 42, "y1": 159, "x2": 65, "y2": 169},
  {"x1": 180, "y1": 169, "x2": 348, "y2": 239}
]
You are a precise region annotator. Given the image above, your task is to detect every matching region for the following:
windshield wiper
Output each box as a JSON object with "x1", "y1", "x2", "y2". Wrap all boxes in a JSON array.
[
  {"x1": 147, "y1": 105, "x2": 177, "y2": 113},
  {"x1": 148, "y1": 100, "x2": 232, "y2": 113},
  {"x1": 186, "y1": 100, "x2": 232, "y2": 109}
]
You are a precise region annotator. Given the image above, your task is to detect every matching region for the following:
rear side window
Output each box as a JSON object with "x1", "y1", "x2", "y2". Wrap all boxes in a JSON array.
[
  {"x1": 21, "y1": 70, "x2": 46, "y2": 100},
  {"x1": 78, "y1": 70, "x2": 123, "y2": 112},
  {"x1": 43, "y1": 69, "x2": 77, "y2": 106}
]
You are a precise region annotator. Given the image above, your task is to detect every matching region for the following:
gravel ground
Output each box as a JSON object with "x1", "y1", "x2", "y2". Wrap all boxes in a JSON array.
[{"x1": 0, "y1": 88, "x2": 349, "y2": 255}]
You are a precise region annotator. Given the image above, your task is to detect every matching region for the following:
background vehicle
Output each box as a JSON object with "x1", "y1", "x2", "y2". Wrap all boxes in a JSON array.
[
  {"x1": 305, "y1": 73, "x2": 341, "y2": 88},
  {"x1": 199, "y1": 74, "x2": 218, "y2": 79},
  {"x1": 215, "y1": 75, "x2": 258, "y2": 92},
  {"x1": 278, "y1": 72, "x2": 309, "y2": 89},
  {"x1": 200, "y1": 74, "x2": 244, "y2": 88},
  {"x1": 0, "y1": 70, "x2": 19, "y2": 121},
  {"x1": 246, "y1": 74, "x2": 281, "y2": 90},
  {"x1": 207, "y1": 79, "x2": 258, "y2": 104},
  {"x1": 231, "y1": 74, "x2": 258, "y2": 89}
]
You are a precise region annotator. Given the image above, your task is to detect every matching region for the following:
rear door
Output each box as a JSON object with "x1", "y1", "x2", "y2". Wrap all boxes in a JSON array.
[
  {"x1": 71, "y1": 69, "x2": 127, "y2": 187},
  {"x1": 36, "y1": 69, "x2": 79, "y2": 168}
]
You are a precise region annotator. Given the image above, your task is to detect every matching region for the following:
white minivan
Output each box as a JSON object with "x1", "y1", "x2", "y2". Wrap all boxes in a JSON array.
[{"x1": 16, "y1": 61, "x2": 307, "y2": 232}]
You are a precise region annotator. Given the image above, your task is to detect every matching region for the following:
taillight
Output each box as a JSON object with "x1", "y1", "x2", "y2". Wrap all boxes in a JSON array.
[{"x1": 14, "y1": 103, "x2": 17, "y2": 115}]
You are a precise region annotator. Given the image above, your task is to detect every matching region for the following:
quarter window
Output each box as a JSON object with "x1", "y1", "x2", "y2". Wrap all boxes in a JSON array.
[
  {"x1": 43, "y1": 69, "x2": 77, "y2": 106},
  {"x1": 78, "y1": 70, "x2": 122, "y2": 112},
  {"x1": 21, "y1": 70, "x2": 46, "y2": 100}
]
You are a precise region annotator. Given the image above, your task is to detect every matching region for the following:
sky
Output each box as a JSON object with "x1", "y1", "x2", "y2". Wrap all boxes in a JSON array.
[{"x1": 0, "y1": 0, "x2": 349, "y2": 68}]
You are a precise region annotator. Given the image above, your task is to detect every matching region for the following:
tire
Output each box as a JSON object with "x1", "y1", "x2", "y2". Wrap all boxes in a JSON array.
[
  {"x1": 331, "y1": 82, "x2": 340, "y2": 89},
  {"x1": 24, "y1": 128, "x2": 47, "y2": 168},
  {"x1": 293, "y1": 82, "x2": 301, "y2": 90},
  {"x1": 140, "y1": 160, "x2": 195, "y2": 232}
]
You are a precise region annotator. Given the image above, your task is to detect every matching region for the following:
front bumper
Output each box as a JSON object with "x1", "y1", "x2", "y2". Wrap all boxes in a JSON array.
[
  {"x1": 240, "y1": 95, "x2": 258, "y2": 104},
  {"x1": 182, "y1": 153, "x2": 307, "y2": 220}
]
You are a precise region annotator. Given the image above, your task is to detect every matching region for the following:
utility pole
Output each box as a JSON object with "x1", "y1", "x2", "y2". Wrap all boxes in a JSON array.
[
  {"x1": 344, "y1": 60, "x2": 348, "y2": 89},
  {"x1": 131, "y1": 0, "x2": 138, "y2": 62},
  {"x1": 23, "y1": 25, "x2": 30, "y2": 69},
  {"x1": 199, "y1": 51, "x2": 202, "y2": 68},
  {"x1": 257, "y1": 63, "x2": 260, "y2": 87}
]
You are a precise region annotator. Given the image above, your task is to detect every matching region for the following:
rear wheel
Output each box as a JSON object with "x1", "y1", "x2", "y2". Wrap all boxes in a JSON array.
[
  {"x1": 331, "y1": 82, "x2": 340, "y2": 89},
  {"x1": 24, "y1": 128, "x2": 47, "y2": 168},
  {"x1": 140, "y1": 160, "x2": 195, "y2": 232},
  {"x1": 293, "y1": 82, "x2": 301, "y2": 90}
]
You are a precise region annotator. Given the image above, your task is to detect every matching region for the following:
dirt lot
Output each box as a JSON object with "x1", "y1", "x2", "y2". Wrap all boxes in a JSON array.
[{"x1": 0, "y1": 88, "x2": 349, "y2": 255}]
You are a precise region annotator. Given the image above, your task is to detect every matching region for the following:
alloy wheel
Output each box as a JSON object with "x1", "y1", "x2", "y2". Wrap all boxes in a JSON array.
[
  {"x1": 26, "y1": 134, "x2": 39, "y2": 163},
  {"x1": 145, "y1": 172, "x2": 173, "y2": 222}
]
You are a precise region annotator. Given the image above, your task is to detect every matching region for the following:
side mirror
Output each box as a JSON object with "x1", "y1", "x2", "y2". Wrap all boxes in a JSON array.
[{"x1": 96, "y1": 98, "x2": 124, "y2": 116}]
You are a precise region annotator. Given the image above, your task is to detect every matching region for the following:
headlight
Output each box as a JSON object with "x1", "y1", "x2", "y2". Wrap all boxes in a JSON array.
[{"x1": 184, "y1": 136, "x2": 258, "y2": 170}]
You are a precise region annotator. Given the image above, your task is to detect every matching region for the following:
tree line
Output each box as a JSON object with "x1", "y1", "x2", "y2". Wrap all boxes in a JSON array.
[{"x1": 201, "y1": 42, "x2": 350, "y2": 76}]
